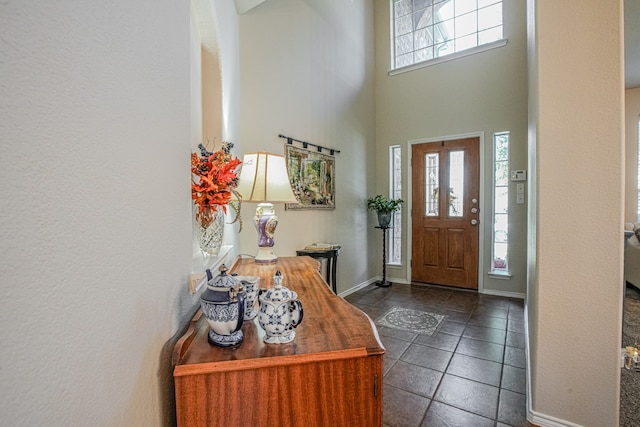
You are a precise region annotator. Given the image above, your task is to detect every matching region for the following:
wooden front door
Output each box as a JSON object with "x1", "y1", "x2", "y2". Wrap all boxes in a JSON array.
[{"x1": 411, "y1": 137, "x2": 480, "y2": 289}]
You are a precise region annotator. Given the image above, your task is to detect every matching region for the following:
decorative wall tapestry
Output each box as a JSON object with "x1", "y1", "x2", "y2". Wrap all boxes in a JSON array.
[{"x1": 285, "y1": 145, "x2": 335, "y2": 210}]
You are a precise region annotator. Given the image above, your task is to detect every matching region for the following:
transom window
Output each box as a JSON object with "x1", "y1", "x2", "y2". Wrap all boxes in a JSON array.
[{"x1": 392, "y1": 0, "x2": 503, "y2": 70}]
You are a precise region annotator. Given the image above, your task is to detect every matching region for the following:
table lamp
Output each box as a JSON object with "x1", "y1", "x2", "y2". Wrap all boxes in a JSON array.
[{"x1": 236, "y1": 152, "x2": 298, "y2": 263}]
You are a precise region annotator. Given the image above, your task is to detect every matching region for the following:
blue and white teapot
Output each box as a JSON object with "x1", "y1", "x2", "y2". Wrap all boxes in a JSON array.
[
  {"x1": 258, "y1": 270, "x2": 304, "y2": 344},
  {"x1": 200, "y1": 264, "x2": 245, "y2": 347}
]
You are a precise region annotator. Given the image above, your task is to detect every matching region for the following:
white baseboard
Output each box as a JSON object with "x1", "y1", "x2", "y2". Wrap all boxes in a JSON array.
[
  {"x1": 341, "y1": 277, "x2": 526, "y2": 300},
  {"x1": 480, "y1": 288, "x2": 525, "y2": 299},
  {"x1": 528, "y1": 410, "x2": 585, "y2": 427},
  {"x1": 524, "y1": 304, "x2": 583, "y2": 427},
  {"x1": 338, "y1": 278, "x2": 378, "y2": 298},
  {"x1": 386, "y1": 276, "x2": 411, "y2": 285},
  {"x1": 338, "y1": 276, "x2": 412, "y2": 297}
]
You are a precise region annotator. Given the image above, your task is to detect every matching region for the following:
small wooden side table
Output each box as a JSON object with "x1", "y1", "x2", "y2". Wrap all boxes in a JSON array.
[
  {"x1": 296, "y1": 247, "x2": 340, "y2": 294},
  {"x1": 375, "y1": 226, "x2": 391, "y2": 287}
]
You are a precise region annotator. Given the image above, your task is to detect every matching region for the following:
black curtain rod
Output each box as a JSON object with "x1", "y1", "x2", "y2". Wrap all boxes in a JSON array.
[{"x1": 278, "y1": 134, "x2": 341, "y2": 155}]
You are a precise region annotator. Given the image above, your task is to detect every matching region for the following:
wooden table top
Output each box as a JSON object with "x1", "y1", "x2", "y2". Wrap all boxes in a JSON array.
[{"x1": 173, "y1": 257, "x2": 384, "y2": 376}]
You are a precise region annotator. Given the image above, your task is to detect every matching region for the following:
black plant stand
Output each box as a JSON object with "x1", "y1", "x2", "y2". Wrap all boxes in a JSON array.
[{"x1": 375, "y1": 226, "x2": 392, "y2": 287}]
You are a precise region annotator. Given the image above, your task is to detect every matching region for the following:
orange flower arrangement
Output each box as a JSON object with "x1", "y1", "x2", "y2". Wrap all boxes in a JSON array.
[{"x1": 191, "y1": 141, "x2": 242, "y2": 229}]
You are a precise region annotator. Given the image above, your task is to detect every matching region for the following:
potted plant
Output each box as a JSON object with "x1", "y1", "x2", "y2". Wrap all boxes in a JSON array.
[{"x1": 367, "y1": 195, "x2": 404, "y2": 228}]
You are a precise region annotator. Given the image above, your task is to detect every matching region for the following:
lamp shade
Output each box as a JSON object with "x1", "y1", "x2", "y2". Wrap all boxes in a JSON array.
[{"x1": 236, "y1": 152, "x2": 298, "y2": 203}]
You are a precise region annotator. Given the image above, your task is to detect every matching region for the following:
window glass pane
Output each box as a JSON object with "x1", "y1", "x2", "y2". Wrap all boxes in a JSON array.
[
  {"x1": 438, "y1": 18, "x2": 454, "y2": 40},
  {"x1": 415, "y1": 47, "x2": 435, "y2": 62},
  {"x1": 456, "y1": 33, "x2": 477, "y2": 51},
  {"x1": 455, "y1": 0, "x2": 477, "y2": 16},
  {"x1": 478, "y1": 26, "x2": 502, "y2": 44},
  {"x1": 415, "y1": 0, "x2": 434, "y2": 9},
  {"x1": 395, "y1": 0, "x2": 412, "y2": 19},
  {"x1": 425, "y1": 153, "x2": 439, "y2": 216},
  {"x1": 414, "y1": 8, "x2": 433, "y2": 29},
  {"x1": 455, "y1": 11, "x2": 478, "y2": 37},
  {"x1": 495, "y1": 161, "x2": 508, "y2": 186},
  {"x1": 494, "y1": 213, "x2": 508, "y2": 241},
  {"x1": 478, "y1": 0, "x2": 499, "y2": 8},
  {"x1": 495, "y1": 135, "x2": 508, "y2": 160},
  {"x1": 478, "y1": 3, "x2": 502, "y2": 29},
  {"x1": 395, "y1": 33, "x2": 414, "y2": 55},
  {"x1": 396, "y1": 15, "x2": 413, "y2": 36},
  {"x1": 435, "y1": 1, "x2": 454, "y2": 23},
  {"x1": 495, "y1": 186, "x2": 508, "y2": 213},
  {"x1": 414, "y1": 27, "x2": 433, "y2": 49},
  {"x1": 493, "y1": 242, "x2": 508, "y2": 269},
  {"x1": 435, "y1": 40, "x2": 453, "y2": 58},
  {"x1": 395, "y1": 53, "x2": 414, "y2": 68},
  {"x1": 448, "y1": 150, "x2": 464, "y2": 217}
]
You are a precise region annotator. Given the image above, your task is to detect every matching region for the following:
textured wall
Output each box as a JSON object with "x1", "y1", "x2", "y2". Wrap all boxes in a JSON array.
[
  {"x1": 374, "y1": 1, "x2": 529, "y2": 295},
  {"x1": 236, "y1": 0, "x2": 377, "y2": 293},
  {"x1": 0, "y1": 1, "x2": 196, "y2": 425},
  {"x1": 527, "y1": 0, "x2": 624, "y2": 425}
]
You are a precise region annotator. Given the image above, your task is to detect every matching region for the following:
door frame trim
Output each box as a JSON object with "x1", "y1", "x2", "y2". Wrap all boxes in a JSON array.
[{"x1": 407, "y1": 131, "x2": 485, "y2": 293}]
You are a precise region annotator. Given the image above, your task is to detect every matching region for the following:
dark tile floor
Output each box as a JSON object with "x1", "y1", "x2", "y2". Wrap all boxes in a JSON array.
[{"x1": 344, "y1": 282, "x2": 536, "y2": 427}]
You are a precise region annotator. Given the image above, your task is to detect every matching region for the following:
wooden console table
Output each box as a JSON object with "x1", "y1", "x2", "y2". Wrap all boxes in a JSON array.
[{"x1": 172, "y1": 257, "x2": 384, "y2": 427}]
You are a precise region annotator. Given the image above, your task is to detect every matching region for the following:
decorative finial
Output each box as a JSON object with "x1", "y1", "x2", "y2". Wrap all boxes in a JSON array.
[{"x1": 274, "y1": 270, "x2": 283, "y2": 287}]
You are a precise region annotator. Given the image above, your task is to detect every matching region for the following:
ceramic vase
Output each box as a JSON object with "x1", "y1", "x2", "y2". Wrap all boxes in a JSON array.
[{"x1": 258, "y1": 270, "x2": 304, "y2": 344}]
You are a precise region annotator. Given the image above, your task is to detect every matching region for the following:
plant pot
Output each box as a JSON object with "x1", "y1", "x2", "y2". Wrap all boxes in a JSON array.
[{"x1": 377, "y1": 212, "x2": 392, "y2": 228}]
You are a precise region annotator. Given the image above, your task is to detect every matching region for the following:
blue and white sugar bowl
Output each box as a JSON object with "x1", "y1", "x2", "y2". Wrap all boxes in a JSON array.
[
  {"x1": 234, "y1": 275, "x2": 260, "y2": 320},
  {"x1": 200, "y1": 264, "x2": 245, "y2": 347},
  {"x1": 258, "y1": 270, "x2": 304, "y2": 344}
]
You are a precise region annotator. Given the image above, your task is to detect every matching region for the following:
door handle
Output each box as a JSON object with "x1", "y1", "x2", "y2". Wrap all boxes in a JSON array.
[{"x1": 471, "y1": 219, "x2": 478, "y2": 226}]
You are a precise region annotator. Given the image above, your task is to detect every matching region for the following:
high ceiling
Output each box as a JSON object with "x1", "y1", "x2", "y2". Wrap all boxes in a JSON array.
[{"x1": 232, "y1": 0, "x2": 639, "y2": 88}]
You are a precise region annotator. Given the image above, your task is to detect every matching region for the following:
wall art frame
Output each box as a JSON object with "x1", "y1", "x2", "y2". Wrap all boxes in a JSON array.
[{"x1": 285, "y1": 145, "x2": 335, "y2": 210}]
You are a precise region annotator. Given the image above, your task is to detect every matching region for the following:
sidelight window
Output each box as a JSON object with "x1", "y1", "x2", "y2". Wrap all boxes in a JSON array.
[
  {"x1": 389, "y1": 146, "x2": 403, "y2": 265},
  {"x1": 492, "y1": 132, "x2": 509, "y2": 273}
]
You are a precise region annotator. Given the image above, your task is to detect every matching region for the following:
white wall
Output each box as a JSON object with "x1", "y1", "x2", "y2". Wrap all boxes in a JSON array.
[
  {"x1": 191, "y1": 0, "x2": 243, "y2": 264},
  {"x1": 214, "y1": 0, "x2": 243, "y2": 258},
  {"x1": 527, "y1": 1, "x2": 624, "y2": 425},
  {"x1": 625, "y1": 88, "x2": 640, "y2": 224},
  {"x1": 0, "y1": 1, "x2": 198, "y2": 425},
  {"x1": 236, "y1": 0, "x2": 377, "y2": 293},
  {"x1": 374, "y1": 1, "x2": 529, "y2": 295}
]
